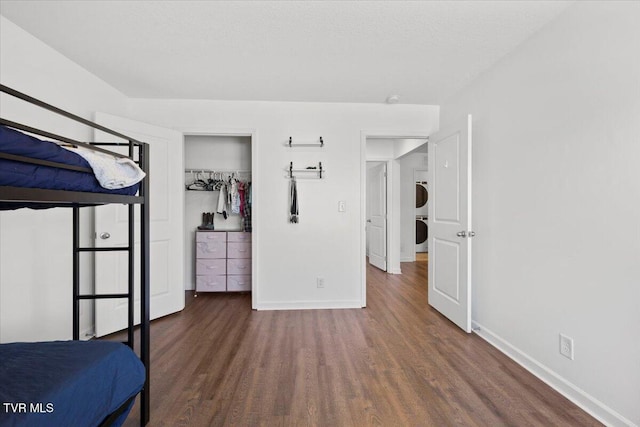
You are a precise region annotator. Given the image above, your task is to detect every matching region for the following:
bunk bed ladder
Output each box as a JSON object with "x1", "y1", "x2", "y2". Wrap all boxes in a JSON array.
[{"x1": 71, "y1": 207, "x2": 136, "y2": 345}]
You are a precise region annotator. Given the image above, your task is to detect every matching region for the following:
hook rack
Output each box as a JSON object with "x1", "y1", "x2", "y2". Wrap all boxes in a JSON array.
[
  {"x1": 288, "y1": 136, "x2": 324, "y2": 147},
  {"x1": 288, "y1": 162, "x2": 323, "y2": 179}
]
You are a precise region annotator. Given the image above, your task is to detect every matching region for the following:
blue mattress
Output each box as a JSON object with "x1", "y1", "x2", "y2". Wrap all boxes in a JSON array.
[
  {"x1": 0, "y1": 340, "x2": 145, "y2": 427},
  {"x1": 0, "y1": 125, "x2": 139, "y2": 196}
]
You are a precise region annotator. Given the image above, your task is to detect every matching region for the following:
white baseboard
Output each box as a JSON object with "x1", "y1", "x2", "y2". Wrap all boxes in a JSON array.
[
  {"x1": 256, "y1": 300, "x2": 363, "y2": 311},
  {"x1": 400, "y1": 256, "x2": 414, "y2": 262},
  {"x1": 472, "y1": 321, "x2": 636, "y2": 427},
  {"x1": 388, "y1": 268, "x2": 402, "y2": 274}
]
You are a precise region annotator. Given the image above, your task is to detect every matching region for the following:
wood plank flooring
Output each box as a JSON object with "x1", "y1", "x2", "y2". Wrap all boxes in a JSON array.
[{"x1": 115, "y1": 262, "x2": 601, "y2": 426}]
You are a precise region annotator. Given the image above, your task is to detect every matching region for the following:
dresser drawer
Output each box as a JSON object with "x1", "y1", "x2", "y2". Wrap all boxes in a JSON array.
[
  {"x1": 227, "y1": 258, "x2": 251, "y2": 275},
  {"x1": 228, "y1": 242, "x2": 251, "y2": 258},
  {"x1": 196, "y1": 275, "x2": 226, "y2": 292},
  {"x1": 227, "y1": 232, "x2": 251, "y2": 243},
  {"x1": 227, "y1": 275, "x2": 251, "y2": 292},
  {"x1": 196, "y1": 258, "x2": 226, "y2": 276},
  {"x1": 196, "y1": 241, "x2": 226, "y2": 258},
  {"x1": 196, "y1": 232, "x2": 227, "y2": 243}
]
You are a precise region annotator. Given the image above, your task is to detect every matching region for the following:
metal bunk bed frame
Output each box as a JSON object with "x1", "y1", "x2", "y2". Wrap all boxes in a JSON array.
[{"x1": 0, "y1": 84, "x2": 151, "y2": 426}]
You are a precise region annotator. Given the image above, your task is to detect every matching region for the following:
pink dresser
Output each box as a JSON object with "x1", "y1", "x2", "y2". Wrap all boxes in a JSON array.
[{"x1": 195, "y1": 231, "x2": 251, "y2": 293}]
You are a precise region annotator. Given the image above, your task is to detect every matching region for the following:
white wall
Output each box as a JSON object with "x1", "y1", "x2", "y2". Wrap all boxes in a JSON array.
[
  {"x1": 184, "y1": 135, "x2": 251, "y2": 290},
  {"x1": 0, "y1": 16, "x2": 127, "y2": 342},
  {"x1": 127, "y1": 100, "x2": 437, "y2": 309},
  {"x1": 441, "y1": 2, "x2": 640, "y2": 425},
  {"x1": 394, "y1": 139, "x2": 427, "y2": 159},
  {"x1": 365, "y1": 139, "x2": 395, "y2": 159}
]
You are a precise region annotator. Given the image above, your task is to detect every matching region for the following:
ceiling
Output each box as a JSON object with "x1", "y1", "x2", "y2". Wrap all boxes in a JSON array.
[{"x1": 0, "y1": 1, "x2": 572, "y2": 105}]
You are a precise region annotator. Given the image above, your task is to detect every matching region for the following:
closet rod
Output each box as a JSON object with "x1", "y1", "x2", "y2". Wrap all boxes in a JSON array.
[{"x1": 185, "y1": 169, "x2": 251, "y2": 174}]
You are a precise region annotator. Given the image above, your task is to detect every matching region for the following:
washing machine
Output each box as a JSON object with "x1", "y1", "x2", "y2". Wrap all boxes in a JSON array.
[{"x1": 415, "y1": 181, "x2": 428, "y2": 252}]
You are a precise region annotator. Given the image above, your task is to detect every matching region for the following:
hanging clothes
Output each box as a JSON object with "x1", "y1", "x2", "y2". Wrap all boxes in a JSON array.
[
  {"x1": 290, "y1": 177, "x2": 298, "y2": 223},
  {"x1": 243, "y1": 182, "x2": 252, "y2": 232},
  {"x1": 216, "y1": 183, "x2": 228, "y2": 219},
  {"x1": 230, "y1": 179, "x2": 240, "y2": 214},
  {"x1": 226, "y1": 180, "x2": 232, "y2": 209},
  {"x1": 238, "y1": 181, "x2": 246, "y2": 218}
]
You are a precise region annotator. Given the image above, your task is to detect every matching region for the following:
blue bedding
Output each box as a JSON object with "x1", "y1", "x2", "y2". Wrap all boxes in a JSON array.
[
  {"x1": 0, "y1": 341, "x2": 145, "y2": 427},
  {"x1": 0, "y1": 125, "x2": 139, "y2": 196}
]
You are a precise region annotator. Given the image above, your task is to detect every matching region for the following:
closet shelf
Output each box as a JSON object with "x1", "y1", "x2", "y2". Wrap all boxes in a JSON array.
[
  {"x1": 288, "y1": 161, "x2": 324, "y2": 179},
  {"x1": 287, "y1": 136, "x2": 324, "y2": 147}
]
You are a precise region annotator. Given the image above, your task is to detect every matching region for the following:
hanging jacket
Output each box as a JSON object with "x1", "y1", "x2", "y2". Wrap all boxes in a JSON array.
[
  {"x1": 290, "y1": 177, "x2": 298, "y2": 223},
  {"x1": 217, "y1": 183, "x2": 228, "y2": 219}
]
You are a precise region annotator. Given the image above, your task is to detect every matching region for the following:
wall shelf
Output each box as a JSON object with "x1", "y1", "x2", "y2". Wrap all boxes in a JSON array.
[
  {"x1": 287, "y1": 136, "x2": 324, "y2": 147},
  {"x1": 288, "y1": 162, "x2": 323, "y2": 179}
]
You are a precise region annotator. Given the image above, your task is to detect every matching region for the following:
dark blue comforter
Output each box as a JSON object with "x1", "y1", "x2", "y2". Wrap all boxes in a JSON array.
[
  {"x1": 0, "y1": 341, "x2": 145, "y2": 427},
  {"x1": 0, "y1": 125, "x2": 138, "y2": 196}
]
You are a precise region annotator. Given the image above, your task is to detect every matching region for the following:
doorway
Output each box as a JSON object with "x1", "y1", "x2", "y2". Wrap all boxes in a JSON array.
[
  {"x1": 183, "y1": 130, "x2": 258, "y2": 308},
  {"x1": 361, "y1": 133, "x2": 430, "y2": 307},
  {"x1": 361, "y1": 117, "x2": 473, "y2": 332}
]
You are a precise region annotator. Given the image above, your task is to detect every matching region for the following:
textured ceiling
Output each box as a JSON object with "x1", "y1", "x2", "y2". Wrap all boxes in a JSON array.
[{"x1": 0, "y1": 1, "x2": 572, "y2": 104}]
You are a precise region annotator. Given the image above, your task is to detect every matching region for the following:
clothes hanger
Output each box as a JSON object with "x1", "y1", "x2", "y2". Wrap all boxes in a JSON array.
[{"x1": 187, "y1": 171, "x2": 208, "y2": 190}]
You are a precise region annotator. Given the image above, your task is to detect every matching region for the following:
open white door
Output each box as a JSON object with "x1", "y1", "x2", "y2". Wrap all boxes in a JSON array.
[
  {"x1": 367, "y1": 162, "x2": 387, "y2": 271},
  {"x1": 428, "y1": 115, "x2": 473, "y2": 333},
  {"x1": 93, "y1": 112, "x2": 184, "y2": 337}
]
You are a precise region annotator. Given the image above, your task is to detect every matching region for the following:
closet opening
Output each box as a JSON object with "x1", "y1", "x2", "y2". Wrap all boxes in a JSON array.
[{"x1": 183, "y1": 134, "x2": 254, "y2": 305}]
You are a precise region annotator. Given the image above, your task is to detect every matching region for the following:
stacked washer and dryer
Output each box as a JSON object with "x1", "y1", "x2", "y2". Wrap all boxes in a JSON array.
[{"x1": 416, "y1": 180, "x2": 428, "y2": 253}]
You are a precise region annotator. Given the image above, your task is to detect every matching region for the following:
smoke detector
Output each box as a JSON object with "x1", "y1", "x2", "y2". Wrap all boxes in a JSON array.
[{"x1": 386, "y1": 95, "x2": 400, "y2": 104}]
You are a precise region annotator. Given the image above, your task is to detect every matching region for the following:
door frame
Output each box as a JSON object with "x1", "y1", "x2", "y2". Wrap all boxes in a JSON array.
[
  {"x1": 360, "y1": 130, "x2": 430, "y2": 307},
  {"x1": 181, "y1": 127, "x2": 259, "y2": 309}
]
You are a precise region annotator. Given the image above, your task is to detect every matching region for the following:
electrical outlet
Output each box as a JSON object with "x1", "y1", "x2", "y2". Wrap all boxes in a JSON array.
[
  {"x1": 317, "y1": 277, "x2": 325, "y2": 288},
  {"x1": 559, "y1": 334, "x2": 574, "y2": 360}
]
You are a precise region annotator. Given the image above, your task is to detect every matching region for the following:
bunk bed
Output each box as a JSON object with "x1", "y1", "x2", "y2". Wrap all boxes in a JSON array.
[{"x1": 0, "y1": 84, "x2": 151, "y2": 427}]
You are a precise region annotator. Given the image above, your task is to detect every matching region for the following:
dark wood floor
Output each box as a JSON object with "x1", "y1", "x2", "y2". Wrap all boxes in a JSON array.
[{"x1": 118, "y1": 262, "x2": 600, "y2": 426}]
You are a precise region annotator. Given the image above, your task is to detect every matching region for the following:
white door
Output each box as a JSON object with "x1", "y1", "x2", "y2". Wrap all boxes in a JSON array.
[
  {"x1": 367, "y1": 162, "x2": 387, "y2": 271},
  {"x1": 93, "y1": 112, "x2": 184, "y2": 337},
  {"x1": 428, "y1": 115, "x2": 473, "y2": 333}
]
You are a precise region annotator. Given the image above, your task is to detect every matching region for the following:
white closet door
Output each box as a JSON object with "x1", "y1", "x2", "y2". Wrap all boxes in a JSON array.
[
  {"x1": 368, "y1": 162, "x2": 387, "y2": 271},
  {"x1": 93, "y1": 112, "x2": 184, "y2": 337}
]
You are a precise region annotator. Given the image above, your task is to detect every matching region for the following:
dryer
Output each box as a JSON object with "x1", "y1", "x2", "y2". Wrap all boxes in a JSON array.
[{"x1": 415, "y1": 181, "x2": 428, "y2": 252}]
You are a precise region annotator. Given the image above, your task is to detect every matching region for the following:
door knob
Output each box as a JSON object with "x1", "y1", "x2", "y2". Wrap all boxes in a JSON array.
[
  {"x1": 367, "y1": 219, "x2": 372, "y2": 223},
  {"x1": 100, "y1": 232, "x2": 111, "y2": 240},
  {"x1": 456, "y1": 231, "x2": 466, "y2": 237}
]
